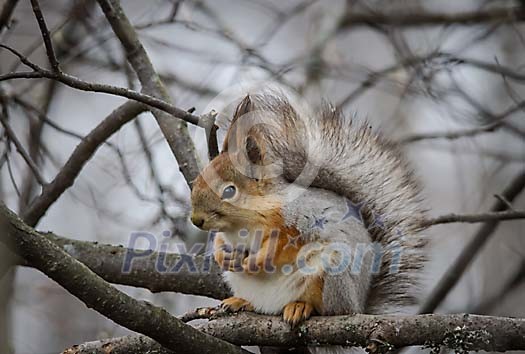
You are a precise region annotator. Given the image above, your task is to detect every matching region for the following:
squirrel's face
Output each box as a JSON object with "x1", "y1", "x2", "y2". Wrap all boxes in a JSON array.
[
  {"x1": 190, "y1": 152, "x2": 280, "y2": 233},
  {"x1": 191, "y1": 94, "x2": 285, "y2": 233}
]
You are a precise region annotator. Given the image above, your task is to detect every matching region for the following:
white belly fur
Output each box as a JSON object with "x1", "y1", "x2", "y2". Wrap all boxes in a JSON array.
[{"x1": 224, "y1": 270, "x2": 312, "y2": 315}]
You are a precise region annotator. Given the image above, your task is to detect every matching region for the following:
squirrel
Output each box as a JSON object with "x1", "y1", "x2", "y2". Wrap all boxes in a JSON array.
[{"x1": 190, "y1": 93, "x2": 428, "y2": 344}]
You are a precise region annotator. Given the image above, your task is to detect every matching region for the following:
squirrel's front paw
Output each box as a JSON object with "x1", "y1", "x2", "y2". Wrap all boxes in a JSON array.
[
  {"x1": 241, "y1": 254, "x2": 263, "y2": 274},
  {"x1": 282, "y1": 301, "x2": 313, "y2": 328},
  {"x1": 214, "y1": 244, "x2": 245, "y2": 272},
  {"x1": 220, "y1": 297, "x2": 254, "y2": 312},
  {"x1": 242, "y1": 252, "x2": 276, "y2": 274}
]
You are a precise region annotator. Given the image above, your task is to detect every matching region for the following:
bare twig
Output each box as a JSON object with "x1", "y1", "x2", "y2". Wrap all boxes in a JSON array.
[
  {"x1": 14, "y1": 94, "x2": 182, "y2": 216},
  {"x1": 421, "y1": 209, "x2": 525, "y2": 227},
  {"x1": 13, "y1": 96, "x2": 97, "y2": 144},
  {"x1": 84, "y1": 55, "x2": 217, "y2": 95},
  {"x1": 0, "y1": 0, "x2": 19, "y2": 33},
  {"x1": 5, "y1": 154, "x2": 20, "y2": 197},
  {"x1": 340, "y1": 7, "x2": 525, "y2": 29},
  {"x1": 123, "y1": 58, "x2": 174, "y2": 221},
  {"x1": 420, "y1": 169, "x2": 525, "y2": 313},
  {"x1": 18, "y1": 1, "x2": 96, "y2": 213},
  {"x1": 199, "y1": 110, "x2": 220, "y2": 160},
  {"x1": 17, "y1": 80, "x2": 55, "y2": 212},
  {"x1": 453, "y1": 55, "x2": 525, "y2": 83},
  {"x1": 22, "y1": 100, "x2": 146, "y2": 226},
  {"x1": 96, "y1": 0, "x2": 200, "y2": 185},
  {"x1": 29, "y1": 0, "x2": 60, "y2": 71},
  {"x1": 399, "y1": 122, "x2": 502, "y2": 144},
  {"x1": 338, "y1": 53, "x2": 525, "y2": 110},
  {"x1": 337, "y1": 55, "x2": 431, "y2": 109},
  {"x1": 493, "y1": 194, "x2": 515, "y2": 210},
  {"x1": 0, "y1": 46, "x2": 201, "y2": 126},
  {"x1": 133, "y1": 117, "x2": 170, "y2": 201},
  {"x1": 0, "y1": 105, "x2": 46, "y2": 186}
]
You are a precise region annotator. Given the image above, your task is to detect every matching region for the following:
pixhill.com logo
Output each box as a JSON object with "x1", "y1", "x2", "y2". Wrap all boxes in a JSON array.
[{"x1": 122, "y1": 198, "x2": 405, "y2": 276}]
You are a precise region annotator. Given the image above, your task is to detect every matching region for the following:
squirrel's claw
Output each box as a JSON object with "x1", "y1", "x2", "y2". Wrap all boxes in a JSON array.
[
  {"x1": 220, "y1": 297, "x2": 254, "y2": 312},
  {"x1": 282, "y1": 301, "x2": 313, "y2": 328}
]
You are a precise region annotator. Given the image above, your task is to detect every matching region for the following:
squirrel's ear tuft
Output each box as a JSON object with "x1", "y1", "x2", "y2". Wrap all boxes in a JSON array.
[
  {"x1": 246, "y1": 135, "x2": 263, "y2": 165},
  {"x1": 233, "y1": 94, "x2": 253, "y2": 122},
  {"x1": 222, "y1": 94, "x2": 254, "y2": 152}
]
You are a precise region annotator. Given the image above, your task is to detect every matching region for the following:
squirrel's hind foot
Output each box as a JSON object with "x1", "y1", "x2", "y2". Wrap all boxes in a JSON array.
[
  {"x1": 282, "y1": 301, "x2": 313, "y2": 328},
  {"x1": 220, "y1": 297, "x2": 254, "y2": 312}
]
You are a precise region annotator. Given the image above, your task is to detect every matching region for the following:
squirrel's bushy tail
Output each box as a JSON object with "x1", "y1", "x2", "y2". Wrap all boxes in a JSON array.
[{"x1": 231, "y1": 93, "x2": 428, "y2": 314}]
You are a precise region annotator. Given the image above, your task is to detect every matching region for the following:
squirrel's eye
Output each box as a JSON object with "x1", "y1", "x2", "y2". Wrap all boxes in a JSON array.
[{"x1": 221, "y1": 185, "x2": 237, "y2": 200}]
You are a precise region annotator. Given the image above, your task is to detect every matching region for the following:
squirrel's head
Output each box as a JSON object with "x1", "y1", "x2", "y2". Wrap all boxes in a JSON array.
[{"x1": 190, "y1": 95, "x2": 282, "y2": 232}]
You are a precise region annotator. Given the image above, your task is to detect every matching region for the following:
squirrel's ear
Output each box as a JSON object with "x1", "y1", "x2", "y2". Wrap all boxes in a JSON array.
[
  {"x1": 223, "y1": 95, "x2": 253, "y2": 152},
  {"x1": 246, "y1": 134, "x2": 263, "y2": 165}
]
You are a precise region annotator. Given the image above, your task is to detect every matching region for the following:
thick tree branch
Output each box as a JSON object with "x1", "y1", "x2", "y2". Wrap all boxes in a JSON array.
[
  {"x1": 62, "y1": 335, "x2": 172, "y2": 354},
  {"x1": 0, "y1": 203, "x2": 246, "y2": 354},
  {"x1": 61, "y1": 312, "x2": 525, "y2": 352},
  {"x1": 340, "y1": 7, "x2": 525, "y2": 29},
  {"x1": 421, "y1": 169, "x2": 525, "y2": 313},
  {"x1": 201, "y1": 312, "x2": 525, "y2": 351},
  {"x1": 41, "y1": 232, "x2": 230, "y2": 299},
  {"x1": 11, "y1": 222, "x2": 229, "y2": 297},
  {"x1": 62, "y1": 309, "x2": 229, "y2": 354},
  {"x1": 97, "y1": 0, "x2": 200, "y2": 185}
]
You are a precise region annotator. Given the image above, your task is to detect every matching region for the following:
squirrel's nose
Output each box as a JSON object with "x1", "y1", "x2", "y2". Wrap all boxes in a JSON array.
[{"x1": 191, "y1": 214, "x2": 205, "y2": 228}]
